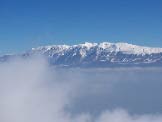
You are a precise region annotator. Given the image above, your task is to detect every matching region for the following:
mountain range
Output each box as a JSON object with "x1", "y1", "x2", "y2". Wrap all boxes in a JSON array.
[{"x1": 1, "y1": 42, "x2": 162, "y2": 67}]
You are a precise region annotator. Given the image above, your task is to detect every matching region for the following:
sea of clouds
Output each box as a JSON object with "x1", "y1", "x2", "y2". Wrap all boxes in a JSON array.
[{"x1": 0, "y1": 56, "x2": 162, "y2": 122}]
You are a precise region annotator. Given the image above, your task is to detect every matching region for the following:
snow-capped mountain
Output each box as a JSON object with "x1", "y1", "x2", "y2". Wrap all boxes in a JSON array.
[{"x1": 1, "y1": 42, "x2": 162, "y2": 67}]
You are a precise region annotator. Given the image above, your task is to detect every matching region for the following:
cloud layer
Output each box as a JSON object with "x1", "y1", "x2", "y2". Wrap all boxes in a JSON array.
[{"x1": 0, "y1": 56, "x2": 162, "y2": 122}]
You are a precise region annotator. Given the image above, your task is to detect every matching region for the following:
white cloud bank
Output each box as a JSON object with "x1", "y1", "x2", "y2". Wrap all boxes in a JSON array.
[{"x1": 0, "y1": 56, "x2": 162, "y2": 122}]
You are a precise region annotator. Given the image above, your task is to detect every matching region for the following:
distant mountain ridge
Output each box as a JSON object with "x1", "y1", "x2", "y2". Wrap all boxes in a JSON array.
[{"x1": 1, "y1": 42, "x2": 162, "y2": 67}]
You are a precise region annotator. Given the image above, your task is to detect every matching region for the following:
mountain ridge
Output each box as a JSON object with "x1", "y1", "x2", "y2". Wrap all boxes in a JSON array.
[
  {"x1": 32, "y1": 42, "x2": 162, "y2": 55},
  {"x1": 1, "y1": 42, "x2": 162, "y2": 67}
]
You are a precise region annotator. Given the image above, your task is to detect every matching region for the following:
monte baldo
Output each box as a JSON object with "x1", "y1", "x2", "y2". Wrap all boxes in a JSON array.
[{"x1": 1, "y1": 42, "x2": 162, "y2": 68}]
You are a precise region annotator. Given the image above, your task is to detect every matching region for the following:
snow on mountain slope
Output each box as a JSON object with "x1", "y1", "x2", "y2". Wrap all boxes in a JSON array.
[
  {"x1": 1, "y1": 42, "x2": 162, "y2": 67},
  {"x1": 28, "y1": 42, "x2": 162, "y2": 67},
  {"x1": 32, "y1": 42, "x2": 162, "y2": 55}
]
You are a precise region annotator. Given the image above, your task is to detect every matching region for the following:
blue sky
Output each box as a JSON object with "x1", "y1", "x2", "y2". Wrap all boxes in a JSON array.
[{"x1": 0, "y1": 0, "x2": 162, "y2": 54}]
